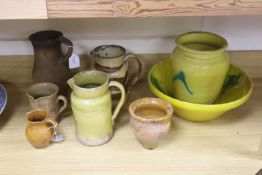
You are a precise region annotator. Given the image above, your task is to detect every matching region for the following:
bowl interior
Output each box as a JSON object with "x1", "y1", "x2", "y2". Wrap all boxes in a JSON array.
[{"x1": 148, "y1": 59, "x2": 252, "y2": 108}]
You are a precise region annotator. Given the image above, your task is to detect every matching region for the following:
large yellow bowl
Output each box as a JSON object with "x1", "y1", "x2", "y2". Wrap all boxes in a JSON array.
[{"x1": 148, "y1": 59, "x2": 253, "y2": 122}]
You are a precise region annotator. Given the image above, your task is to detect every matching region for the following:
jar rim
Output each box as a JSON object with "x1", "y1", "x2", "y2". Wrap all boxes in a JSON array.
[
  {"x1": 175, "y1": 32, "x2": 228, "y2": 54},
  {"x1": 29, "y1": 30, "x2": 63, "y2": 43},
  {"x1": 91, "y1": 45, "x2": 126, "y2": 59}
]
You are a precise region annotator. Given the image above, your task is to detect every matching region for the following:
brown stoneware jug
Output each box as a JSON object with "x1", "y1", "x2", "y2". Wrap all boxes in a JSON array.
[
  {"x1": 29, "y1": 30, "x2": 73, "y2": 96},
  {"x1": 91, "y1": 45, "x2": 142, "y2": 101},
  {"x1": 25, "y1": 109, "x2": 57, "y2": 148}
]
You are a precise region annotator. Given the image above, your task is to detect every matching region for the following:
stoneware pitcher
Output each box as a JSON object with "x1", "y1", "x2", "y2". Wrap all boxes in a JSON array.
[
  {"x1": 91, "y1": 45, "x2": 142, "y2": 100},
  {"x1": 171, "y1": 32, "x2": 230, "y2": 104},
  {"x1": 29, "y1": 30, "x2": 73, "y2": 96},
  {"x1": 26, "y1": 82, "x2": 68, "y2": 121},
  {"x1": 67, "y1": 70, "x2": 126, "y2": 146}
]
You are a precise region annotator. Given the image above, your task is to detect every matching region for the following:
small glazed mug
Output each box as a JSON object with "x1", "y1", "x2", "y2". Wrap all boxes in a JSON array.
[
  {"x1": 91, "y1": 45, "x2": 142, "y2": 100},
  {"x1": 129, "y1": 98, "x2": 173, "y2": 149},
  {"x1": 25, "y1": 109, "x2": 57, "y2": 148},
  {"x1": 26, "y1": 82, "x2": 68, "y2": 120}
]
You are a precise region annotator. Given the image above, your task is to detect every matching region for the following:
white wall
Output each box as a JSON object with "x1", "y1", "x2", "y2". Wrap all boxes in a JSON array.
[{"x1": 0, "y1": 16, "x2": 261, "y2": 55}]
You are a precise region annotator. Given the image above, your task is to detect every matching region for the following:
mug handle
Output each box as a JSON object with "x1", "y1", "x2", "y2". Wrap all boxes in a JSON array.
[
  {"x1": 61, "y1": 37, "x2": 73, "y2": 63},
  {"x1": 109, "y1": 81, "x2": 126, "y2": 125},
  {"x1": 56, "y1": 95, "x2": 68, "y2": 116},
  {"x1": 124, "y1": 53, "x2": 142, "y2": 91},
  {"x1": 46, "y1": 118, "x2": 58, "y2": 134}
]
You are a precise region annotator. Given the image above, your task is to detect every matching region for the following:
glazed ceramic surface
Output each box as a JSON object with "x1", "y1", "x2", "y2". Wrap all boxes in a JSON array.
[
  {"x1": 29, "y1": 30, "x2": 73, "y2": 96},
  {"x1": 67, "y1": 70, "x2": 126, "y2": 146},
  {"x1": 148, "y1": 59, "x2": 253, "y2": 122},
  {"x1": 129, "y1": 98, "x2": 173, "y2": 149},
  {"x1": 171, "y1": 32, "x2": 229, "y2": 104},
  {"x1": 91, "y1": 45, "x2": 142, "y2": 100},
  {"x1": 25, "y1": 109, "x2": 57, "y2": 148},
  {"x1": 0, "y1": 84, "x2": 7, "y2": 114},
  {"x1": 26, "y1": 82, "x2": 68, "y2": 120}
]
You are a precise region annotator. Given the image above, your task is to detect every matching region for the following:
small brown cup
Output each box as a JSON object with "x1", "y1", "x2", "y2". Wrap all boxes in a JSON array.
[
  {"x1": 26, "y1": 82, "x2": 68, "y2": 121},
  {"x1": 25, "y1": 109, "x2": 57, "y2": 148},
  {"x1": 129, "y1": 98, "x2": 173, "y2": 149}
]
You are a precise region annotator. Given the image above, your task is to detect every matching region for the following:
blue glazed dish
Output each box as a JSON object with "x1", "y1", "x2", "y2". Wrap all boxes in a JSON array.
[{"x1": 0, "y1": 84, "x2": 7, "y2": 114}]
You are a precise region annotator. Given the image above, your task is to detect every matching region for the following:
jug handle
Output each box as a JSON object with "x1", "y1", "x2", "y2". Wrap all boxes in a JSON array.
[
  {"x1": 61, "y1": 37, "x2": 73, "y2": 63},
  {"x1": 109, "y1": 81, "x2": 126, "y2": 125},
  {"x1": 67, "y1": 78, "x2": 75, "y2": 89},
  {"x1": 56, "y1": 95, "x2": 68, "y2": 117},
  {"x1": 124, "y1": 53, "x2": 142, "y2": 91},
  {"x1": 46, "y1": 118, "x2": 58, "y2": 134}
]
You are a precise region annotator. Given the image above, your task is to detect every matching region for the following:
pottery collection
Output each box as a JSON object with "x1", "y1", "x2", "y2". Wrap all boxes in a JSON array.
[{"x1": 21, "y1": 30, "x2": 251, "y2": 149}]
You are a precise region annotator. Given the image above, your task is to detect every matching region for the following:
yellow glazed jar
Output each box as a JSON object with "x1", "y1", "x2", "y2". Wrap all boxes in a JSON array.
[
  {"x1": 67, "y1": 70, "x2": 125, "y2": 146},
  {"x1": 171, "y1": 32, "x2": 229, "y2": 104}
]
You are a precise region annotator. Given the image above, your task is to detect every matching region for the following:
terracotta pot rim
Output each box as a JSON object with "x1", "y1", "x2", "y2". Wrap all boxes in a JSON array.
[{"x1": 129, "y1": 97, "x2": 173, "y2": 122}]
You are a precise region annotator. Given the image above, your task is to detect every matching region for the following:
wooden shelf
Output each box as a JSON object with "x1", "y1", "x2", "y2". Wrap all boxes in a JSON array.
[
  {"x1": 0, "y1": 52, "x2": 262, "y2": 174},
  {"x1": 1, "y1": 0, "x2": 262, "y2": 19},
  {"x1": 47, "y1": 0, "x2": 262, "y2": 18},
  {"x1": 0, "y1": 0, "x2": 47, "y2": 19}
]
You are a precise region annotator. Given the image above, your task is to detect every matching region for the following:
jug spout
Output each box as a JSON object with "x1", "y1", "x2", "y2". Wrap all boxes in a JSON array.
[{"x1": 67, "y1": 78, "x2": 74, "y2": 89}]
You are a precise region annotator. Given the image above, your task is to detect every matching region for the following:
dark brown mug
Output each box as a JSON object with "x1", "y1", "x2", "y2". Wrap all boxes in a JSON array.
[{"x1": 29, "y1": 30, "x2": 73, "y2": 96}]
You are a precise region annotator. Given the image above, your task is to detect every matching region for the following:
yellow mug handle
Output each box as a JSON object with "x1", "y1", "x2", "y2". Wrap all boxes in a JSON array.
[{"x1": 109, "y1": 81, "x2": 126, "y2": 125}]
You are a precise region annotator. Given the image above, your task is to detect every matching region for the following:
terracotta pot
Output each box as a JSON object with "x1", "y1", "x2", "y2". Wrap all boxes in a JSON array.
[{"x1": 129, "y1": 98, "x2": 173, "y2": 149}]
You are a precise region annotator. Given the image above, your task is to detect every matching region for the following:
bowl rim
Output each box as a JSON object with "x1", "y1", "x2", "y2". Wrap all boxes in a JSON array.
[
  {"x1": 0, "y1": 83, "x2": 7, "y2": 114},
  {"x1": 148, "y1": 59, "x2": 253, "y2": 111}
]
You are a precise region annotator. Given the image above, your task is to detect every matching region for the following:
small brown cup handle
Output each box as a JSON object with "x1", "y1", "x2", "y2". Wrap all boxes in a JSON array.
[
  {"x1": 61, "y1": 37, "x2": 73, "y2": 63},
  {"x1": 56, "y1": 95, "x2": 68, "y2": 117},
  {"x1": 46, "y1": 118, "x2": 58, "y2": 134},
  {"x1": 124, "y1": 53, "x2": 142, "y2": 91}
]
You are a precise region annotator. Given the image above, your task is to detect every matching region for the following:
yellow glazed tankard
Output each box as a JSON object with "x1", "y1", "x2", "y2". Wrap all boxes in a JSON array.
[{"x1": 67, "y1": 70, "x2": 125, "y2": 146}]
